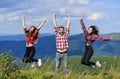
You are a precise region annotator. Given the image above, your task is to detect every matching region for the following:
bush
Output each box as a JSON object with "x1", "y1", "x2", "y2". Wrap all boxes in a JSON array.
[{"x1": 0, "y1": 50, "x2": 21, "y2": 78}]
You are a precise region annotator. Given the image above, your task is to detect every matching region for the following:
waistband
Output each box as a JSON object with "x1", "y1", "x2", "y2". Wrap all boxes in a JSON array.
[
  {"x1": 26, "y1": 46, "x2": 34, "y2": 48},
  {"x1": 57, "y1": 51, "x2": 67, "y2": 54}
]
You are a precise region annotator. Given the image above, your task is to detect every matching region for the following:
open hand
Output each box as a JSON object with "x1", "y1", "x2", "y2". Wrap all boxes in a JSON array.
[
  {"x1": 67, "y1": 14, "x2": 70, "y2": 17},
  {"x1": 80, "y1": 15, "x2": 83, "y2": 20},
  {"x1": 53, "y1": 13, "x2": 56, "y2": 17},
  {"x1": 22, "y1": 16, "x2": 25, "y2": 19}
]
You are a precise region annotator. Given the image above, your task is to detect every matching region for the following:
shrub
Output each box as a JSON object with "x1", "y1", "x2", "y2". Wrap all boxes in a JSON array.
[{"x1": 0, "y1": 50, "x2": 21, "y2": 78}]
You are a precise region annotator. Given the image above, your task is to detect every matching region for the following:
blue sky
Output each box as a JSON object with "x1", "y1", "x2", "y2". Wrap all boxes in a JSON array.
[{"x1": 0, "y1": 0, "x2": 120, "y2": 35}]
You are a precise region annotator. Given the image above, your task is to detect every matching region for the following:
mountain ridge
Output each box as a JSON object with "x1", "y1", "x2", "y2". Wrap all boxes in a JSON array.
[
  {"x1": 0, "y1": 32, "x2": 120, "y2": 41},
  {"x1": 0, "y1": 33, "x2": 120, "y2": 59}
]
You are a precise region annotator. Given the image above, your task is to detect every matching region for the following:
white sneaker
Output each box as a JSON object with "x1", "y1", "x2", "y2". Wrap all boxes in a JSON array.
[
  {"x1": 96, "y1": 61, "x2": 102, "y2": 68},
  {"x1": 38, "y1": 59, "x2": 42, "y2": 67},
  {"x1": 31, "y1": 62, "x2": 35, "y2": 68},
  {"x1": 91, "y1": 65, "x2": 95, "y2": 68}
]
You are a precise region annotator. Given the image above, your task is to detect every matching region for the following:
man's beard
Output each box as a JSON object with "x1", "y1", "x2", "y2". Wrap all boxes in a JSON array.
[{"x1": 59, "y1": 32, "x2": 64, "y2": 36}]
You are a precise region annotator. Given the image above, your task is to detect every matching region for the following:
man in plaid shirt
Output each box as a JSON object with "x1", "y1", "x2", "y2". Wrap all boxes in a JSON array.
[{"x1": 53, "y1": 13, "x2": 70, "y2": 74}]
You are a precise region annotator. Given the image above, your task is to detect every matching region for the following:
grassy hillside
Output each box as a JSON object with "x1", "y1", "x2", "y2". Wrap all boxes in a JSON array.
[{"x1": 0, "y1": 51, "x2": 120, "y2": 79}]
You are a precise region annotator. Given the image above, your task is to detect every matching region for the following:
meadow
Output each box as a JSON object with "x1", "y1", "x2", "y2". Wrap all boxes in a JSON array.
[{"x1": 0, "y1": 51, "x2": 120, "y2": 79}]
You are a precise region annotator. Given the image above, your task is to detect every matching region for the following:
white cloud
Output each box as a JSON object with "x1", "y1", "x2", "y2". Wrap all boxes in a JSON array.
[
  {"x1": 87, "y1": 12, "x2": 104, "y2": 21},
  {"x1": 115, "y1": 21, "x2": 120, "y2": 26},
  {"x1": 78, "y1": 0, "x2": 90, "y2": 4},
  {"x1": 33, "y1": 18, "x2": 41, "y2": 22},
  {"x1": 69, "y1": 0, "x2": 74, "y2": 4},
  {"x1": 70, "y1": 8, "x2": 85, "y2": 16},
  {"x1": 59, "y1": 8, "x2": 66, "y2": 14},
  {"x1": 6, "y1": 10, "x2": 22, "y2": 17},
  {"x1": 25, "y1": 8, "x2": 36, "y2": 13},
  {"x1": 26, "y1": 21, "x2": 33, "y2": 25},
  {"x1": 8, "y1": 16, "x2": 19, "y2": 21},
  {"x1": 68, "y1": 0, "x2": 90, "y2": 4},
  {"x1": 0, "y1": 16, "x2": 4, "y2": 22},
  {"x1": 0, "y1": 8, "x2": 37, "y2": 21},
  {"x1": 0, "y1": 8, "x2": 7, "y2": 12}
]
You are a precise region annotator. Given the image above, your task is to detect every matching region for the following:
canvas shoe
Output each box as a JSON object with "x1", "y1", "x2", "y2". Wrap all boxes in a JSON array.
[
  {"x1": 38, "y1": 59, "x2": 42, "y2": 67},
  {"x1": 31, "y1": 62, "x2": 35, "y2": 68},
  {"x1": 96, "y1": 61, "x2": 102, "y2": 68}
]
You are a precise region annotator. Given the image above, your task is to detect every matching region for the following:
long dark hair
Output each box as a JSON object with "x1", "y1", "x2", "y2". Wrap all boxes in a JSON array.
[
  {"x1": 89, "y1": 25, "x2": 99, "y2": 35},
  {"x1": 25, "y1": 26, "x2": 39, "y2": 44}
]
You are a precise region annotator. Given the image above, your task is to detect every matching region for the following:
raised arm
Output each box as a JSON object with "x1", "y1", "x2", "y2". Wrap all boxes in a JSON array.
[
  {"x1": 53, "y1": 13, "x2": 57, "y2": 27},
  {"x1": 22, "y1": 16, "x2": 26, "y2": 28},
  {"x1": 80, "y1": 15, "x2": 88, "y2": 35},
  {"x1": 66, "y1": 14, "x2": 70, "y2": 28},
  {"x1": 37, "y1": 17, "x2": 46, "y2": 30}
]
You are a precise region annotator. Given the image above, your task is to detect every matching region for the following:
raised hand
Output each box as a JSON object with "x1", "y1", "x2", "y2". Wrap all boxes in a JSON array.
[
  {"x1": 53, "y1": 13, "x2": 57, "y2": 27},
  {"x1": 67, "y1": 14, "x2": 70, "y2": 17},
  {"x1": 42, "y1": 17, "x2": 46, "y2": 23},
  {"x1": 80, "y1": 14, "x2": 83, "y2": 20},
  {"x1": 22, "y1": 16, "x2": 25, "y2": 19},
  {"x1": 22, "y1": 16, "x2": 26, "y2": 28},
  {"x1": 53, "y1": 13, "x2": 56, "y2": 17},
  {"x1": 37, "y1": 17, "x2": 46, "y2": 29}
]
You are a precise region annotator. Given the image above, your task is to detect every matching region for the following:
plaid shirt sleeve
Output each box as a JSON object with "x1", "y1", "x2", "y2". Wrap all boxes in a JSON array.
[
  {"x1": 54, "y1": 26, "x2": 58, "y2": 35},
  {"x1": 24, "y1": 28, "x2": 27, "y2": 33},
  {"x1": 80, "y1": 19, "x2": 88, "y2": 35},
  {"x1": 92, "y1": 35, "x2": 111, "y2": 41},
  {"x1": 65, "y1": 26, "x2": 70, "y2": 36}
]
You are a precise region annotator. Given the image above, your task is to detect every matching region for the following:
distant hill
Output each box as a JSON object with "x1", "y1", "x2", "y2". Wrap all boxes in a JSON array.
[
  {"x1": 0, "y1": 33, "x2": 53, "y2": 41},
  {"x1": 101, "y1": 32, "x2": 120, "y2": 40},
  {"x1": 0, "y1": 34, "x2": 25, "y2": 41},
  {"x1": 0, "y1": 33, "x2": 120, "y2": 59}
]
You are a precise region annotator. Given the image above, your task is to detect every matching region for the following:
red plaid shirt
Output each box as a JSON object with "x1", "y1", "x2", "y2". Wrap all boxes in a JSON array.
[
  {"x1": 24, "y1": 28, "x2": 39, "y2": 45},
  {"x1": 54, "y1": 26, "x2": 70, "y2": 49}
]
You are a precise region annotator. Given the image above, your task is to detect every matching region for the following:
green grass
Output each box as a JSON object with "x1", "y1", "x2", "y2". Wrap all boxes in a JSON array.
[{"x1": 0, "y1": 52, "x2": 120, "y2": 79}]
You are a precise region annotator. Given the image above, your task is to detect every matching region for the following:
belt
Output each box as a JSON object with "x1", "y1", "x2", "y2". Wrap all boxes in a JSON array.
[{"x1": 57, "y1": 51, "x2": 67, "y2": 54}]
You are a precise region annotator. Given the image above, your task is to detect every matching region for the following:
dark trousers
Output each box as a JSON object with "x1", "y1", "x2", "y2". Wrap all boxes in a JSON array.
[
  {"x1": 22, "y1": 46, "x2": 38, "y2": 63},
  {"x1": 81, "y1": 45, "x2": 95, "y2": 67}
]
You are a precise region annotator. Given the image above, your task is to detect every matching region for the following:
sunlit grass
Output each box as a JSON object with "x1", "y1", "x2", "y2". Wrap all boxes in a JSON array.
[{"x1": 0, "y1": 51, "x2": 120, "y2": 79}]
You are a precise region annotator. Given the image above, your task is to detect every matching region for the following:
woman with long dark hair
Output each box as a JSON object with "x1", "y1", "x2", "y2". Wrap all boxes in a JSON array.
[
  {"x1": 22, "y1": 16, "x2": 46, "y2": 67},
  {"x1": 80, "y1": 15, "x2": 111, "y2": 68}
]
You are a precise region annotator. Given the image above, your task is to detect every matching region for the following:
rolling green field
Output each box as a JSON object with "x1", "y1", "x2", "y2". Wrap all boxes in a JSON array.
[{"x1": 0, "y1": 52, "x2": 120, "y2": 79}]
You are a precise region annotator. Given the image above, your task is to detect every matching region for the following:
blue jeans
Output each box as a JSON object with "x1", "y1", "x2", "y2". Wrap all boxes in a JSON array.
[{"x1": 55, "y1": 52, "x2": 68, "y2": 74}]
